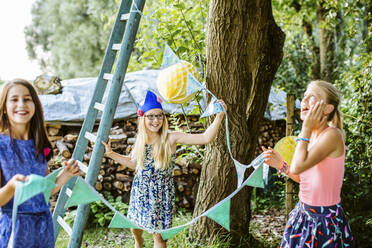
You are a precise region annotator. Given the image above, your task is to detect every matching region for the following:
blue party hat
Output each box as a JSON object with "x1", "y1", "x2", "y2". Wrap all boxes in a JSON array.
[{"x1": 138, "y1": 90, "x2": 163, "y2": 116}]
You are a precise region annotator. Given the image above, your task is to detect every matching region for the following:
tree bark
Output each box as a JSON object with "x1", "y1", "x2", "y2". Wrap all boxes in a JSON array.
[
  {"x1": 292, "y1": 0, "x2": 321, "y2": 80},
  {"x1": 317, "y1": 0, "x2": 335, "y2": 82},
  {"x1": 190, "y1": 0, "x2": 284, "y2": 245}
]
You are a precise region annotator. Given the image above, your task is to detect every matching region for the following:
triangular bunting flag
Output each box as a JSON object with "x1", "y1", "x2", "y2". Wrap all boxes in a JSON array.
[
  {"x1": 233, "y1": 159, "x2": 247, "y2": 188},
  {"x1": 44, "y1": 167, "x2": 64, "y2": 202},
  {"x1": 186, "y1": 72, "x2": 203, "y2": 96},
  {"x1": 108, "y1": 212, "x2": 139, "y2": 229},
  {"x1": 46, "y1": 167, "x2": 63, "y2": 183},
  {"x1": 200, "y1": 96, "x2": 223, "y2": 118},
  {"x1": 206, "y1": 199, "x2": 231, "y2": 231},
  {"x1": 11, "y1": 174, "x2": 56, "y2": 242},
  {"x1": 160, "y1": 225, "x2": 186, "y2": 240},
  {"x1": 250, "y1": 153, "x2": 265, "y2": 169},
  {"x1": 17, "y1": 174, "x2": 55, "y2": 205},
  {"x1": 65, "y1": 177, "x2": 101, "y2": 208},
  {"x1": 161, "y1": 44, "x2": 180, "y2": 69},
  {"x1": 244, "y1": 164, "x2": 264, "y2": 188}
]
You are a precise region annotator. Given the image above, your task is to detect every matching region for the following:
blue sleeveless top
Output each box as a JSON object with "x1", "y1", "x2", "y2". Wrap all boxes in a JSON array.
[{"x1": 0, "y1": 134, "x2": 50, "y2": 213}]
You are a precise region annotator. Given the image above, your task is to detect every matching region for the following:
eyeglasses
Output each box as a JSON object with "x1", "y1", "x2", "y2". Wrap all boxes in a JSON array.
[{"x1": 144, "y1": 113, "x2": 164, "y2": 120}]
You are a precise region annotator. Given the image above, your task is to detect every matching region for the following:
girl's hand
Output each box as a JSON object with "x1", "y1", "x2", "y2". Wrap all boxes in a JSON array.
[
  {"x1": 63, "y1": 159, "x2": 80, "y2": 177},
  {"x1": 302, "y1": 100, "x2": 327, "y2": 132},
  {"x1": 7, "y1": 174, "x2": 28, "y2": 190},
  {"x1": 217, "y1": 100, "x2": 227, "y2": 118},
  {"x1": 262, "y1": 146, "x2": 284, "y2": 170},
  {"x1": 102, "y1": 139, "x2": 113, "y2": 154}
]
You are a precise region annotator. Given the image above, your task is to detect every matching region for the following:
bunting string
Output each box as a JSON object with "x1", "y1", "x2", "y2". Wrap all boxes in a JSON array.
[{"x1": 8, "y1": 1, "x2": 273, "y2": 245}]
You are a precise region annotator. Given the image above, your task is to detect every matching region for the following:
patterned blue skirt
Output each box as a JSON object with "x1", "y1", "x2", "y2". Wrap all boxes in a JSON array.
[
  {"x1": 281, "y1": 202, "x2": 353, "y2": 248},
  {"x1": 0, "y1": 210, "x2": 54, "y2": 248}
]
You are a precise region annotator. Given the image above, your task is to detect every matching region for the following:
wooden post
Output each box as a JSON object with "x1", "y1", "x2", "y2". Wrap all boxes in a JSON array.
[{"x1": 285, "y1": 94, "x2": 295, "y2": 221}]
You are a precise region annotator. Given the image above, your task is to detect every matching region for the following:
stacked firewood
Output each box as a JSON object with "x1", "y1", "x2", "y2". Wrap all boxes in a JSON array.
[
  {"x1": 47, "y1": 117, "x2": 285, "y2": 209},
  {"x1": 254, "y1": 120, "x2": 286, "y2": 157}
]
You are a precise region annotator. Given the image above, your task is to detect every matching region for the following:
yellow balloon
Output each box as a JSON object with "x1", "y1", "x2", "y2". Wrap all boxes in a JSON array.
[
  {"x1": 157, "y1": 61, "x2": 201, "y2": 104},
  {"x1": 274, "y1": 136, "x2": 297, "y2": 166}
]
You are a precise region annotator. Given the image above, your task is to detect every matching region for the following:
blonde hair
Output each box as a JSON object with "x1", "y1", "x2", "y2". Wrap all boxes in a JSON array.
[
  {"x1": 131, "y1": 116, "x2": 172, "y2": 170},
  {"x1": 309, "y1": 80, "x2": 343, "y2": 131}
]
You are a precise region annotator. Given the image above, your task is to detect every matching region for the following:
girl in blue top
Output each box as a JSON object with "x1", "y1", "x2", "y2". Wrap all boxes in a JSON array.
[
  {"x1": 0, "y1": 79, "x2": 80, "y2": 248},
  {"x1": 102, "y1": 90, "x2": 226, "y2": 248}
]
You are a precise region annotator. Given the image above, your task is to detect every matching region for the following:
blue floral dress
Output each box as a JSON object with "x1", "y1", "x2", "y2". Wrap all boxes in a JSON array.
[
  {"x1": 0, "y1": 134, "x2": 54, "y2": 248},
  {"x1": 127, "y1": 144, "x2": 175, "y2": 232}
]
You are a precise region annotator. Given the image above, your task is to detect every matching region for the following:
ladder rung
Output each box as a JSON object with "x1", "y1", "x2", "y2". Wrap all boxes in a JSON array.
[
  {"x1": 66, "y1": 188, "x2": 73, "y2": 197},
  {"x1": 120, "y1": 13, "x2": 130, "y2": 21},
  {"x1": 112, "y1": 43, "x2": 121, "y2": 51},
  {"x1": 76, "y1": 160, "x2": 88, "y2": 174},
  {"x1": 57, "y1": 216, "x2": 72, "y2": 236},
  {"x1": 103, "y1": 73, "x2": 113, "y2": 81},
  {"x1": 94, "y1": 102, "x2": 105, "y2": 112},
  {"x1": 84, "y1": 132, "x2": 97, "y2": 143}
]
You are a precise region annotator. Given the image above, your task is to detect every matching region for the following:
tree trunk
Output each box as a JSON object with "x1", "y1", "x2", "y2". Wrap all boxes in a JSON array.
[
  {"x1": 292, "y1": 0, "x2": 321, "y2": 80},
  {"x1": 190, "y1": 0, "x2": 284, "y2": 245},
  {"x1": 317, "y1": 0, "x2": 335, "y2": 82}
]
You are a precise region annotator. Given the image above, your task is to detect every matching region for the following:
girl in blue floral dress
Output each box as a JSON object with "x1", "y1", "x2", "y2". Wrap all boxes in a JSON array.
[
  {"x1": 0, "y1": 79, "x2": 80, "y2": 248},
  {"x1": 103, "y1": 90, "x2": 226, "y2": 248}
]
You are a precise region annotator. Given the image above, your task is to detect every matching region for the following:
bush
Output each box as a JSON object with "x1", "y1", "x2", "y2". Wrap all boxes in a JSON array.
[{"x1": 89, "y1": 192, "x2": 129, "y2": 227}]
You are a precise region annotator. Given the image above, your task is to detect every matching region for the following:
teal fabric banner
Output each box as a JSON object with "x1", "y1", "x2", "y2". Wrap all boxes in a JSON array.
[
  {"x1": 108, "y1": 212, "x2": 139, "y2": 229},
  {"x1": 160, "y1": 225, "x2": 187, "y2": 240},
  {"x1": 205, "y1": 199, "x2": 231, "y2": 231},
  {"x1": 65, "y1": 177, "x2": 101, "y2": 208}
]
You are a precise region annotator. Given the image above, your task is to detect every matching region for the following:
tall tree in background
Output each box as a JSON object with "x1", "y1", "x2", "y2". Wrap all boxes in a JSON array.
[
  {"x1": 190, "y1": 0, "x2": 284, "y2": 245},
  {"x1": 317, "y1": 0, "x2": 336, "y2": 82},
  {"x1": 25, "y1": 0, "x2": 118, "y2": 79}
]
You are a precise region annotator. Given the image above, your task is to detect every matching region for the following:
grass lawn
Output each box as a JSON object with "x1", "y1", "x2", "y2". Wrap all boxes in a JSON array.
[
  {"x1": 55, "y1": 211, "x2": 232, "y2": 248},
  {"x1": 55, "y1": 210, "x2": 281, "y2": 248}
]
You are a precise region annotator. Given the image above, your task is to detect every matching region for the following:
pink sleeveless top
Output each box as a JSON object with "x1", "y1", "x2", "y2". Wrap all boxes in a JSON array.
[{"x1": 299, "y1": 126, "x2": 345, "y2": 207}]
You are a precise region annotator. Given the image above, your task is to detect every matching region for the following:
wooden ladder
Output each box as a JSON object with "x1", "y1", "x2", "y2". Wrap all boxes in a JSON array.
[{"x1": 52, "y1": 0, "x2": 146, "y2": 247}]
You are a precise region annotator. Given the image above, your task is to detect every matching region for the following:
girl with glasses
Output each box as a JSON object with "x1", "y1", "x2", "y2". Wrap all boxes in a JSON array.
[{"x1": 102, "y1": 90, "x2": 226, "y2": 248}]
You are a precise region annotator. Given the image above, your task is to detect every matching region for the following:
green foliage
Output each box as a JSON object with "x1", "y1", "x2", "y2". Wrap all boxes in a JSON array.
[
  {"x1": 336, "y1": 51, "x2": 372, "y2": 245},
  {"x1": 127, "y1": 0, "x2": 208, "y2": 73},
  {"x1": 89, "y1": 192, "x2": 129, "y2": 227},
  {"x1": 270, "y1": 2, "x2": 372, "y2": 245},
  {"x1": 26, "y1": 0, "x2": 208, "y2": 79},
  {"x1": 25, "y1": 0, "x2": 118, "y2": 78}
]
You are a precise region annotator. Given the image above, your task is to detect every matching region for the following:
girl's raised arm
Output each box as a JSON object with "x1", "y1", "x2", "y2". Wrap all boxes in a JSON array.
[
  {"x1": 169, "y1": 100, "x2": 226, "y2": 146},
  {"x1": 290, "y1": 101, "x2": 343, "y2": 174},
  {"x1": 102, "y1": 139, "x2": 137, "y2": 170}
]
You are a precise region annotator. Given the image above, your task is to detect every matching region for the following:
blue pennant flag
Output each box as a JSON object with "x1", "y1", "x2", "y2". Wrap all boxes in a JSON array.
[
  {"x1": 250, "y1": 153, "x2": 265, "y2": 169},
  {"x1": 161, "y1": 44, "x2": 180, "y2": 69},
  {"x1": 200, "y1": 96, "x2": 223, "y2": 118},
  {"x1": 186, "y1": 71, "x2": 204, "y2": 96},
  {"x1": 233, "y1": 159, "x2": 247, "y2": 188}
]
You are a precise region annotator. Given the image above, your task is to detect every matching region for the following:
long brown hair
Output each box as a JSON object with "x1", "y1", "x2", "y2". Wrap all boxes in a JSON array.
[
  {"x1": 310, "y1": 80, "x2": 343, "y2": 131},
  {"x1": 0, "y1": 79, "x2": 53, "y2": 162}
]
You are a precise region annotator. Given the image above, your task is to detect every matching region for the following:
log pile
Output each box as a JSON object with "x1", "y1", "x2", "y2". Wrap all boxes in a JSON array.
[
  {"x1": 48, "y1": 117, "x2": 285, "y2": 210},
  {"x1": 254, "y1": 120, "x2": 286, "y2": 157}
]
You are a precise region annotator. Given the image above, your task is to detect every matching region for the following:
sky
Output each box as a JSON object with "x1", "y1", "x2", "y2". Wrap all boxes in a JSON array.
[{"x1": 0, "y1": 0, "x2": 41, "y2": 81}]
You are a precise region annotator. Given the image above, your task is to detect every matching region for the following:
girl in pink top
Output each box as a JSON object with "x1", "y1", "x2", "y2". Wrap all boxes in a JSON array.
[{"x1": 263, "y1": 80, "x2": 353, "y2": 248}]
